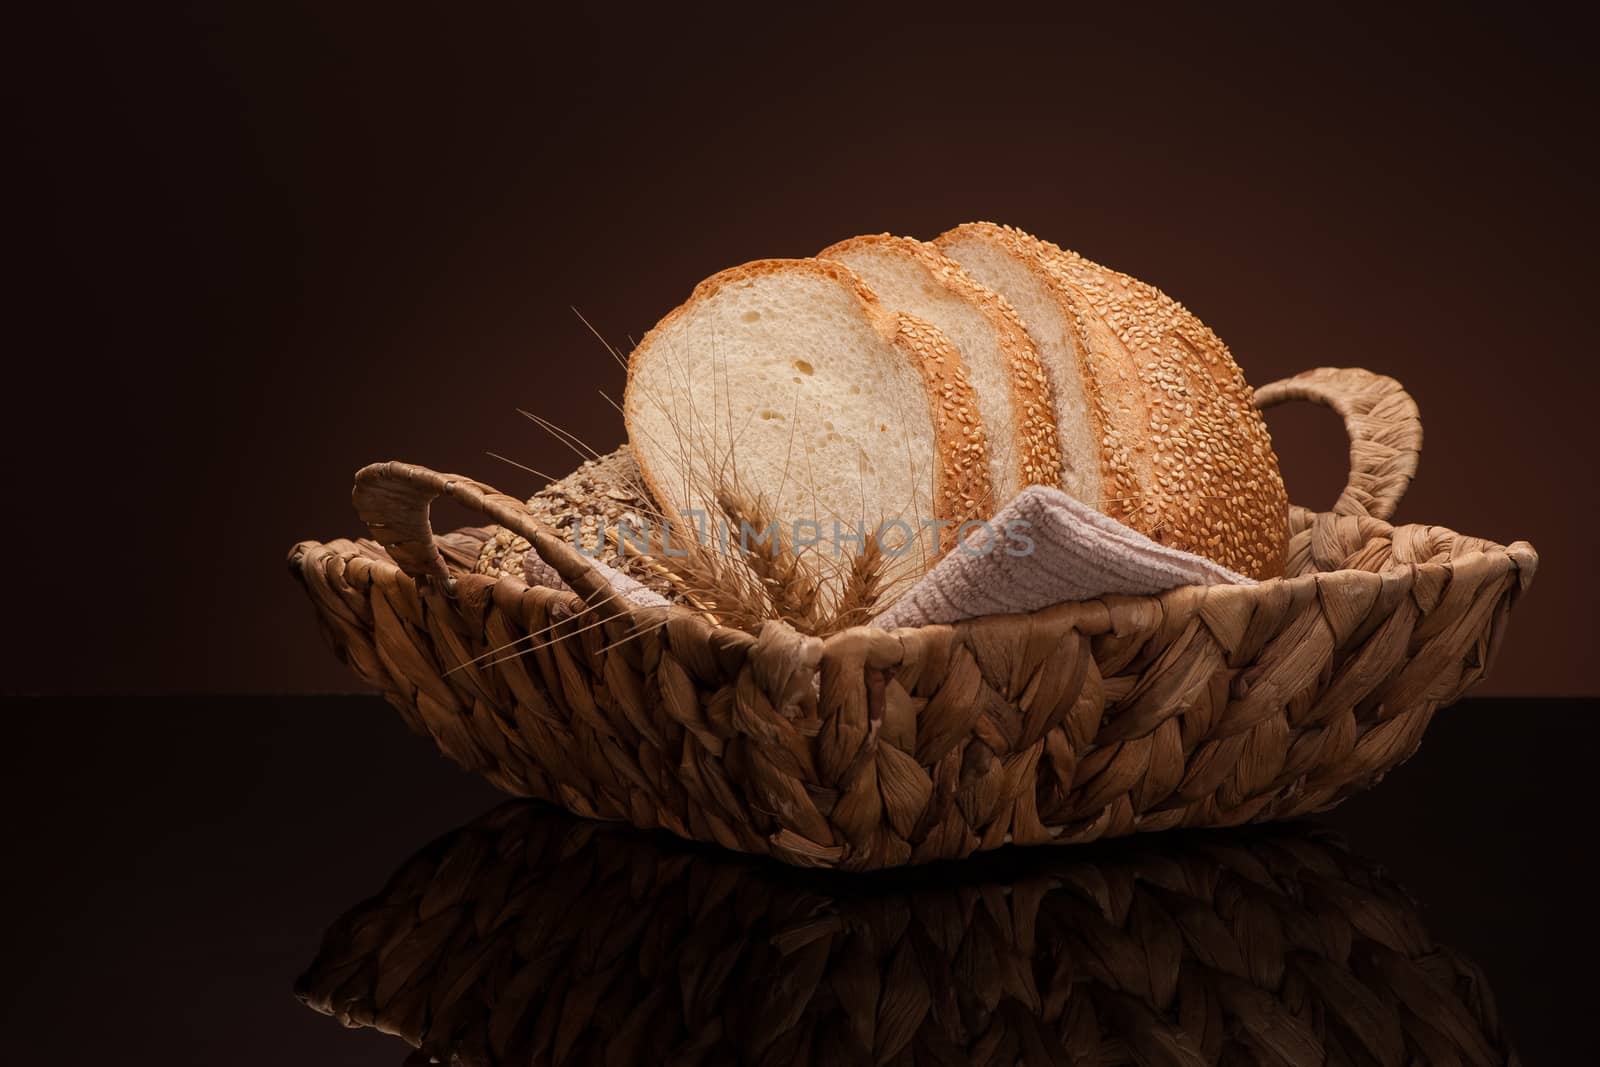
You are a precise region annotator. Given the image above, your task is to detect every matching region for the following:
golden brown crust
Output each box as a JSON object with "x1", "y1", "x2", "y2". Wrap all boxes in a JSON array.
[
  {"x1": 936, "y1": 223, "x2": 1289, "y2": 580},
  {"x1": 818, "y1": 234, "x2": 1062, "y2": 497},
  {"x1": 685, "y1": 256, "x2": 885, "y2": 309},
  {"x1": 1039, "y1": 241, "x2": 1288, "y2": 579},
  {"x1": 885, "y1": 310, "x2": 994, "y2": 545},
  {"x1": 622, "y1": 257, "x2": 993, "y2": 571}
]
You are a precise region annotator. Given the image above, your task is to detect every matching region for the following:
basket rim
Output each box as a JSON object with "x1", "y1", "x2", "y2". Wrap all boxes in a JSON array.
[{"x1": 291, "y1": 509, "x2": 1538, "y2": 654}]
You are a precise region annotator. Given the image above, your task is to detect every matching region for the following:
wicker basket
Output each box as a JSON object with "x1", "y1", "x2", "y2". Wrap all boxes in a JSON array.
[
  {"x1": 297, "y1": 802, "x2": 1518, "y2": 1065},
  {"x1": 290, "y1": 368, "x2": 1538, "y2": 870}
]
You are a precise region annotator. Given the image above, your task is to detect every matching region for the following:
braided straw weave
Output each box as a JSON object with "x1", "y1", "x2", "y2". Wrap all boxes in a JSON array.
[
  {"x1": 289, "y1": 368, "x2": 1538, "y2": 870},
  {"x1": 297, "y1": 802, "x2": 1518, "y2": 1065}
]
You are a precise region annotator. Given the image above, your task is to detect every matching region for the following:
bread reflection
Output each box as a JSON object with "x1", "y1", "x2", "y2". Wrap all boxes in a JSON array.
[{"x1": 298, "y1": 804, "x2": 1515, "y2": 1065}]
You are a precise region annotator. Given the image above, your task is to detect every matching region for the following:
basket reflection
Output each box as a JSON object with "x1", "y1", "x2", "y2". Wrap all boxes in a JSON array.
[{"x1": 298, "y1": 804, "x2": 1515, "y2": 1065}]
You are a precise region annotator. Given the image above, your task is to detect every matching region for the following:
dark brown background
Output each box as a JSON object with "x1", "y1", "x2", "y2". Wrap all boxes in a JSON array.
[{"x1": 12, "y1": 5, "x2": 1597, "y2": 695}]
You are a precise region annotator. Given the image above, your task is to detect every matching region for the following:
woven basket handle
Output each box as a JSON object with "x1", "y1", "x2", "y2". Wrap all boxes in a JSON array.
[
  {"x1": 351, "y1": 461, "x2": 618, "y2": 612},
  {"x1": 1254, "y1": 367, "x2": 1422, "y2": 521}
]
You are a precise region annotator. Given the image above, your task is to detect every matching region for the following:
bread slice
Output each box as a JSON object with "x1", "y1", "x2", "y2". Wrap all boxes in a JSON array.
[
  {"x1": 934, "y1": 222, "x2": 1288, "y2": 579},
  {"x1": 622, "y1": 258, "x2": 994, "y2": 600},
  {"x1": 818, "y1": 234, "x2": 1061, "y2": 504},
  {"x1": 929, "y1": 225, "x2": 1105, "y2": 507}
]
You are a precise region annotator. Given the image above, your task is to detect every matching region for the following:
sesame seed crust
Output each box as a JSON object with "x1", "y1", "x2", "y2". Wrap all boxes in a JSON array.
[
  {"x1": 886, "y1": 309, "x2": 996, "y2": 542},
  {"x1": 936, "y1": 224, "x2": 1289, "y2": 579}
]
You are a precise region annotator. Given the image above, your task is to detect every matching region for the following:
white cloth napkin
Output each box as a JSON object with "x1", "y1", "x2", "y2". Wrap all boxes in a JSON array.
[{"x1": 872, "y1": 485, "x2": 1250, "y2": 629}]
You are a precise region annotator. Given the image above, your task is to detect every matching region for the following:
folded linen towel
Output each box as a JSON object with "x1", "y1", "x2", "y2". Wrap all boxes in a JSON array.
[
  {"x1": 521, "y1": 484, "x2": 1252, "y2": 625},
  {"x1": 872, "y1": 485, "x2": 1251, "y2": 629}
]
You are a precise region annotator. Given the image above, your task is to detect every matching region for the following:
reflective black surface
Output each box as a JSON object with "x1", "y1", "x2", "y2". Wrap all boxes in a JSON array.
[{"x1": 3, "y1": 696, "x2": 1592, "y2": 1063}]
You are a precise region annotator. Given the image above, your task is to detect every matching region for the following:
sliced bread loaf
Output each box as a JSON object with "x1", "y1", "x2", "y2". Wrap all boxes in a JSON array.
[
  {"x1": 934, "y1": 222, "x2": 1288, "y2": 579},
  {"x1": 622, "y1": 258, "x2": 994, "y2": 600},
  {"x1": 818, "y1": 234, "x2": 1061, "y2": 504}
]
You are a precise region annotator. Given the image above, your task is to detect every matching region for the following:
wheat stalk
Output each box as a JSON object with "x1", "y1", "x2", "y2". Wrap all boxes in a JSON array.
[
  {"x1": 827, "y1": 533, "x2": 885, "y2": 632},
  {"x1": 711, "y1": 488, "x2": 824, "y2": 634},
  {"x1": 620, "y1": 481, "x2": 892, "y2": 638}
]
